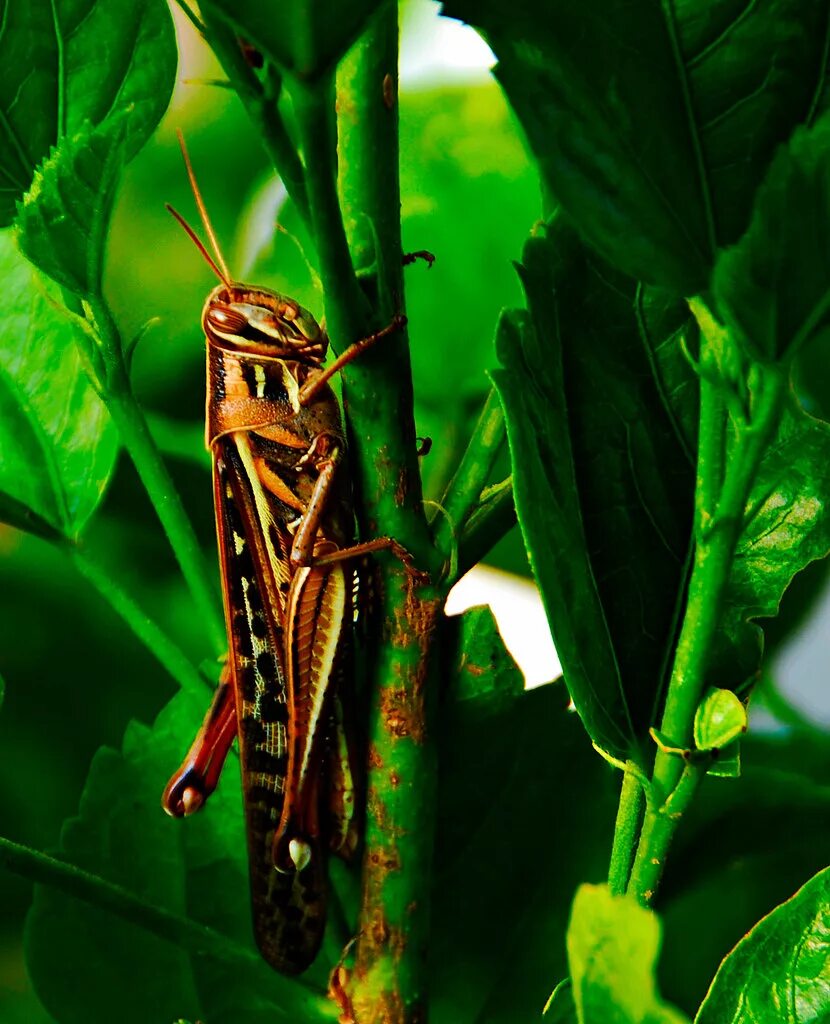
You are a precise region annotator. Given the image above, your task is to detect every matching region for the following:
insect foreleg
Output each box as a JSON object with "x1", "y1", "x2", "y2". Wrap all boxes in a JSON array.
[{"x1": 297, "y1": 314, "x2": 407, "y2": 407}]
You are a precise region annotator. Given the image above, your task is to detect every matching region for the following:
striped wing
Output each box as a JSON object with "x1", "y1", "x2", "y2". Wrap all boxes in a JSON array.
[
  {"x1": 214, "y1": 442, "x2": 326, "y2": 974},
  {"x1": 274, "y1": 557, "x2": 350, "y2": 868}
]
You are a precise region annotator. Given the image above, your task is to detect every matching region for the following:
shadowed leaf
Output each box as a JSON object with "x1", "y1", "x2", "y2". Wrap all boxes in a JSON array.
[
  {"x1": 443, "y1": 0, "x2": 830, "y2": 293},
  {"x1": 714, "y1": 114, "x2": 830, "y2": 362},
  {"x1": 493, "y1": 219, "x2": 694, "y2": 763},
  {"x1": 201, "y1": 0, "x2": 386, "y2": 80},
  {"x1": 433, "y1": 645, "x2": 617, "y2": 1023},
  {"x1": 25, "y1": 689, "x2": 335, "y2": 1024},
  {"x1": 0, "y1": 0, "x2": 176, "y2": 225},
  {"x1": 695, "y1": 865, "x2": 830, "y2": 1024}
]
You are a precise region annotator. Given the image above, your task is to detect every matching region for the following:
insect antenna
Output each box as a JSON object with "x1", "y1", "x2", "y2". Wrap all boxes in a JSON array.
[
  {"x1": 165, "y1": 203, "x2": 231, "y2": 286},
  {"x1": 167, "y1": 127, "x2": 233, "y2": 287}
]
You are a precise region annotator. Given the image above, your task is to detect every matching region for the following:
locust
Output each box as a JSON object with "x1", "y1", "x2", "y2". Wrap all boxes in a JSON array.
[{"x1": 161, "y1": 134, "x2": 415, "y2": 974}]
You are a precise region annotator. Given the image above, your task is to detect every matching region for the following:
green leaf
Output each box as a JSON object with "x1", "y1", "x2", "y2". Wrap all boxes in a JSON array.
[
  {"x1": 695, "y1": 865, "x2": 830, "y2": 1024},
  {"x1": 443, "y1": 0, "x2": 830, "y2": 293},
  {"x1": 636, "y1": 287, "x2": 698, "y2": 458},
  {"x1": 714, "y1": 114, "x2": 830, "y2": 362},
  {"x1": 26, "y1": 689, "x2": 334, "y2": 1024},
  {"x1": 432, "y1": 680, "x2": 618, "y2": 1024},
  {"x1": 705, "y1": 741, "x2": 740, "y2": 779},
  {"x1": 639, "y1": 285, "x2": 830, "y2": 693},
  {"x1": 0, "y1": 989, "x2": 53, "y2": 1024},
  {"x1": 201, "y1": 0, "x2": 385, "y2": 80},
  {"x1": 493, "y1": 218, "x2": 694, "y2": 763},
  {"x1": 16, "y1": 117, "x2": 129, "y2": 297},
  {"x1": 658, "y1": 732, "x2": 830, "y2": 1013},
  {"x1": 567, "y1": 885, "x2": 689, "y2": 1024},
  {"x1": 0, "y1": 230, "x2": 117, "y2": 539},
  {"x1": 448, "y1": 605, "x2": 524, "y2": 708},
  {"x1": 0, "y1": 0, "x2": 176, "y2": 225},
  {"x1": 693, "y1": 688, "x2": 746, "y2": 751},
  {"x1": 714, "y1": 401, "x2": 830, "y2": 690}
]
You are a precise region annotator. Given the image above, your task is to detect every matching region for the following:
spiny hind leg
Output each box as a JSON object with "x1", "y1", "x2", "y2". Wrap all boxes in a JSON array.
[{"x1": 162, "y1": 664, "x2": 237, "y2": 817}]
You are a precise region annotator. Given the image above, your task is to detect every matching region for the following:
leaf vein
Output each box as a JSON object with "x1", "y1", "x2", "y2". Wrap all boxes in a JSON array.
[{"x1": 686, "y1": 0, "x2": 760, "y2": 70}]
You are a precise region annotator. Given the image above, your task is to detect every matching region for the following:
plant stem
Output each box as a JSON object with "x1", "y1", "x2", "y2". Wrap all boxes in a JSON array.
[
  {"x1": 432, "y1": 388, "x2": 506, "y2": 582},
  {"x1": 627, "y1": 331, "x2": 787, "y2": 903},
  {"x1": 69, "y1": 545, "x2": 209, "y2": 696},
  {"x1": 0, "y1": 834, "x2": 332, "y2": 1017},
  {"x1": 653, "y1": 365, "x2": 786, "y2": 798},
  {"x1": 200, "y1": 11, "x2": 310, "y2": 225},
  {"x1": 284, "y1": 10, "x2": 438, "y2": 1022},
  {"x1": 88, "y1": 298, "x2": 225, "y2": 656},
  {"x1": 288, "y1": 77, "x2": 371, "y2": 349},
  {"x1": 607, "y1": 766, "x2": 645, "y2": 896},
  {"x1": 456, "y1": 477, "x2": 517, "y2": 577},
  {"x1": 626, "y1": 764, "x2": 703, "y2": 901}
]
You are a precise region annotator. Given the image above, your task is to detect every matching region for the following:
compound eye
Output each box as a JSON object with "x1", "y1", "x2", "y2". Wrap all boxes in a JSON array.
[{"x1": 206, "y1": 306, "x2": 249, "y2": 334}]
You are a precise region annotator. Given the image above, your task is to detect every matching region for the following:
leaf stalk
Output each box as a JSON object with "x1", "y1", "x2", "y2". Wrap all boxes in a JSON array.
[
  {"x1": 69, "y1": 544, "x2": 210, "y2": 696},
  {"x1": 432, "y1": 387, "x2": 507, "y2": 583},
  {"x1": 625, "y1": 310, "x2": 787, "y2": 903}
]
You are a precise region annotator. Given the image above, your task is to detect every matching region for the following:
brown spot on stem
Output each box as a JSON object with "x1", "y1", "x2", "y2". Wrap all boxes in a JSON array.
[
  {"x1": 389, "y1": 771, "x2": 400, "y2": 789},
  {"x1": 367, "y1": 784, "x2": 388, "y2": 831},
  {"x1": 381, "y1": 686, "x2": 424, "y2": 742},
  {"x1": 371, "y1": 917, "x2": 390, "y2": 947},
  {"x1": 387, "y1": 925, "x2": 406, "y2": 958},
  {"x1": 382, "y1": 73, "x2": 395, "y2": 110},
  {"x1": 368, "y1": 845, "x2": 402, "y2": 873},
  {"x1": 394, "y1": 465, "x2": 408, "y2": 507}
]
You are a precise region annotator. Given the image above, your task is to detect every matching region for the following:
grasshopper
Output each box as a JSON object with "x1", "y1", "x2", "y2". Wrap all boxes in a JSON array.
[{"x1": 162, "y1": 135, "x2": 415, "y2": 974}]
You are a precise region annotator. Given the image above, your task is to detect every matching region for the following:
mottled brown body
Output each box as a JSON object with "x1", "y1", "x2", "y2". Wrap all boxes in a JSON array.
[{"x1": 164, "y1": 283, "x2": 359, "y2": 973}]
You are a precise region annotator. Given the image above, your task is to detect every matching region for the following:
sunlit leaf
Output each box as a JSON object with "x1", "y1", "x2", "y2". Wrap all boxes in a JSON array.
[
  {"x1": 17, "y1": 117, "x2": 130, "y2": 298},
  {"x1": 0, "y1": 231, "x2": 117, "y2": 539},
  {"x1": 639, "y1": 287, "x2": 830, "y2": 691},
  {"x1": 448, "y1": 605, "x2": 524, "y2": 707},
  {"x1": 568, "y1": 885, "x2": 689, "y2": 1024},
  {"x1": 693, "y1": 689, "x2": 746, "y2": 752},
  {"x1": 713, "y1": 402, "x2": 830, "y2": 690}
]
